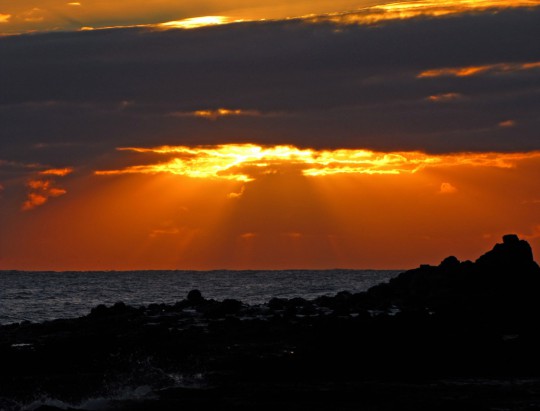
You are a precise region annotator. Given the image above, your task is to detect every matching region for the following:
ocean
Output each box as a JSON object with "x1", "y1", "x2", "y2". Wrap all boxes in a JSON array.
[{"x1": 0, "y1": 269, "x2": 400, "y2": 325}]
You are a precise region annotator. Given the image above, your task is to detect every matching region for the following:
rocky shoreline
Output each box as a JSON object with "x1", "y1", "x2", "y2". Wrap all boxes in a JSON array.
[{"x1": 2, "y1": 235, "x2": 540, "y2": 410}]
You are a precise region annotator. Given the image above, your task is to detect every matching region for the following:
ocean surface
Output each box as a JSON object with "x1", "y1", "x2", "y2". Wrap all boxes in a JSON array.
[{"x1": 0, "y1": 269, "x2": 401, "y2": 325}]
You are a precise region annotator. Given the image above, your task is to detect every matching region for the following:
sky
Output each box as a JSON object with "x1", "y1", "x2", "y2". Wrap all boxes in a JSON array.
[{"x1": 1, "y1": 0, "x2": 540, "y2": 270}]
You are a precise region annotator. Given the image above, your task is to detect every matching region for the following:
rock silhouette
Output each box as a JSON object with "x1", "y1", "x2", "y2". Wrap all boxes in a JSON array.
[{"x1": 2, "y1": 235, "x2": 540, "y2": 410}]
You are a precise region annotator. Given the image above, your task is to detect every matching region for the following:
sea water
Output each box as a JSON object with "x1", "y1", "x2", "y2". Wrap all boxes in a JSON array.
[{"x1": 0, "y1": 269, "x2": 400, "y2": 325}]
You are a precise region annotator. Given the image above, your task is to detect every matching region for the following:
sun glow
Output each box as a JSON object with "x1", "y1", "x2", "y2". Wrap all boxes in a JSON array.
[
  {"x1": 95, "y1": 144, "x2": 540, "y2": 182},
  {"x1": 158, "y1": 16, "x2": 237, "y2": 29}
]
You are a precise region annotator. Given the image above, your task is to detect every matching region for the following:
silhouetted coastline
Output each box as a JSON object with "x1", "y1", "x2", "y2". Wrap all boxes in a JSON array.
[{"x1": 2, "y1": 235, "x2": 540, "y2": 410}]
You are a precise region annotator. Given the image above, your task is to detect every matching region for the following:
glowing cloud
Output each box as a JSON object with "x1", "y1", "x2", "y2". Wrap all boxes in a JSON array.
[
  {"x1": 39, "y1": 167, "x2": 74, "y2": 177},
  {"x1": 22, "y1": 168, "x2": 72, "y2": 211},
  {"x1": 21, "y1": 8, "x2": 45, "y2": 23},
  {"x1": 171, "y1": 108, "x2": 261, "y2": 120},
  {"x1": 22, "y1": 179, "x2": 67, "y2": 211},
  {"x1": 0, "y1": 13, "x2": 11, "y2": 23},
  {"x1": 439, "y1": 182, "x2": 458, "y2": 194},
  {"x1": 418, "y1": 61, "x2": 540, "y2": 78},
  {"x1": 95, "y1": 144, "x2": 540, "y2": 182},
  {"x1": 228, "y1": 186, "x2": 246, "y2": 199},
  {"x1": 427, "y1": 93, "x2": 462, "y2": 102},
  {"x1": 149, "y1": 228, "x2": 180, "y2": 238},
  {"x1": 308, "y1": 0, "x2": 540, "y2": 26},
  {"x1": 158, "y1": 16, "x2": 237, "y2": 30},
  {"x1": 499, "y1": 120, "x2": 516, "y2": 128}
]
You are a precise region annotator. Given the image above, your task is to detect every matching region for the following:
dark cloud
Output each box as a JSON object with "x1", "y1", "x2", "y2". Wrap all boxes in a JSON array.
[{"x1": 1, "y1": 7, "x2": 540, "y2": 170}]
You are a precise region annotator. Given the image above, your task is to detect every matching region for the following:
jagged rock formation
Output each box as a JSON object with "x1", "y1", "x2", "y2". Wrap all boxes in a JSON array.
[{"x1": 362, "y1": 235, "x2": 540, "y2": 327}]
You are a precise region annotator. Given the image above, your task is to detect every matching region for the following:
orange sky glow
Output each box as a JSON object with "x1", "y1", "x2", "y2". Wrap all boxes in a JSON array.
[
  {"x1": 2, "y1": 145, "x2": 540, "y2": 271},
  {"x1": 1, "y1": 1, "x2": 539, "y2": 271},
  {"x1": 1, "y1": 0, "x2": 539, "y2": 34}
]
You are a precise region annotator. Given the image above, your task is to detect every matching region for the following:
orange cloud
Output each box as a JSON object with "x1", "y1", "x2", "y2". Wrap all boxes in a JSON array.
[
  {"x1": 240, "y1": 232, "x2": 257, "y2": 239},
  {"x1": 228, "y1": 186, "x2": 246, "y2": 199},
  {"x1": 27, "y1": 179, "x2": 51, "y2": 190},
  {"x1": 418, "y1": 61, "x2": 540, "y2": 78},
  {"x1": 22, "y1": 168, "x2": 72, "y2": 211},
  {"x1": 22, "y1": 182, "x2": 66, "y2": 211},
  {"x1": 158, "y1": 16, "x2": 238, "y2": 30},
  {"x1": 95, "y1": 144, "x2": 540, "y2": 182},
  {"x1": 427, "y1": 92, "x2": 462, "y2": 102},
  {"x1": 1, "y1": 0, "x2": 538, "y2": 34},
  {"x1": 499, "y1": 120, "x2": 516, "y2": 128},
  {"x1": 21, "y1": 8, "x2": 45, "y2": 23},
  {"x1": 149, "y1": 228, "x2": 181, "y2": 238},
  {"x1": 170, "y1": 108, "x2": 261, "y2": 120},
  {"x1": 439, "y1": 182, "x2": 458, "y2": 194},
  {"x1": 308, "y1": 0, "x2": 540, "y2": 26},
  {"x1": 39, "y1": 167, "x2": 74, "y2": 176},
  {"x1": 22, "y1": 193, "x2": 48, "y2": 211}
]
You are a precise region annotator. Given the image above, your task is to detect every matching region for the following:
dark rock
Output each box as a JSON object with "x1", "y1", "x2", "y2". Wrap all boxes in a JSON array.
[
  {"x1": 89, "y1": 304, "x2": 108, "y2": 317},
  {"x1": 221, "y1": 299, "x2": 243, "y2": 314},
  {"x1": 268, "y1": 298, "x2": 288, "y2": 311},
  {"x1": 187, "y1": 289, "x2": 204, "y2": 305},
  {"x1": 440, "y1": 256, "x2": 460, "y2": 269},
  {"x1": 476, "y1": 234, "x2": 537, "y2": 271}
]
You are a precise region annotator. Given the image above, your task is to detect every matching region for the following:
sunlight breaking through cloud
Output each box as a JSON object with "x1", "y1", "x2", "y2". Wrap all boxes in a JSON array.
[
  {"x1": 418, "y1": 61, "x2": 540, "y2": 78},
  {"x1": 95, "y1": 144, "x2": 540, "y2": 182},
  {"x1": 169, "y1": 108, "x2": 262, "y2": 120},
  {"x1": 308, "y1": 0, "x2": 540, "y2": 26},
  {"x1": 158, "y1": 16, "x2": 239, "y2": 30}
]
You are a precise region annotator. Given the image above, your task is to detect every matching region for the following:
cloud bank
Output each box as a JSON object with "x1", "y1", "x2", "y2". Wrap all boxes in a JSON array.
[{"x1": 1, "y1": 7, "x2": 539, "y2": 171}]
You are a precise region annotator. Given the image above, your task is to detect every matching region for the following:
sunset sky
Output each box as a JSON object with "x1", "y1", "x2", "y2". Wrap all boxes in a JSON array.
[{"x1": 1, "y1": 0, "x2": 540, "y2": 270}]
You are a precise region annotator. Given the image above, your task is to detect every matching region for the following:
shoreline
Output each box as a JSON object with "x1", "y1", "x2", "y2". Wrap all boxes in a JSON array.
[{"x1": 2, "y1": 235, "x2": 540, "y2": 410}]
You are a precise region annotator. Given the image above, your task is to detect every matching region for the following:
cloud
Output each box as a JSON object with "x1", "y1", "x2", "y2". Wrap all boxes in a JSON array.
[
  {"x1": 310, "y1": 0, "x2": 540, "y2": 26},
  {"x1": 417, "y1": 61, "x2": 540, "y2": 78},
  {"x1": 228, "y1": 186, "x2": 245, "y2": 199},
  {"x1": 240, "y1": 232, "x2": 257, "y2": 239},
  {"x1": 158, "y1": 16, "x2": 237, "y2": 30},
  {"x1": 0, "y1": 13, "x2": 11, "y2": 23},
  {"x1": 22, "y1": 179, "x2": 67, "y2": 210},
  {"x1": 0, "y1": 159, "x2": 42, "y2": 170},
  {"x1": 39, "y1": 167, "x2": 74, "y2": 176},
  {"x1": 439, "y1": 182, "x2": 457, "y2": 194},
  {"x1": 498, "y1": 120, "x2": 516, "y2": 128},
  {"x1": 94, "y1": 144, "x2": 540, "y2": 181},
  {"x1": 427, "y1": 93, "x2": 462, "y2": 102},
  {"x1": 1, "y1": 6, "x2": 540, "y2": 167},
  {"x1": 21, "y1": 168, "x2": 72, "y2": 210},
  {"x1": 19, "y1": 8, "x2": 45, "y2": 23},
  {"x1": 169, "y1": 108, "x2": 262, "y2": 120}
]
